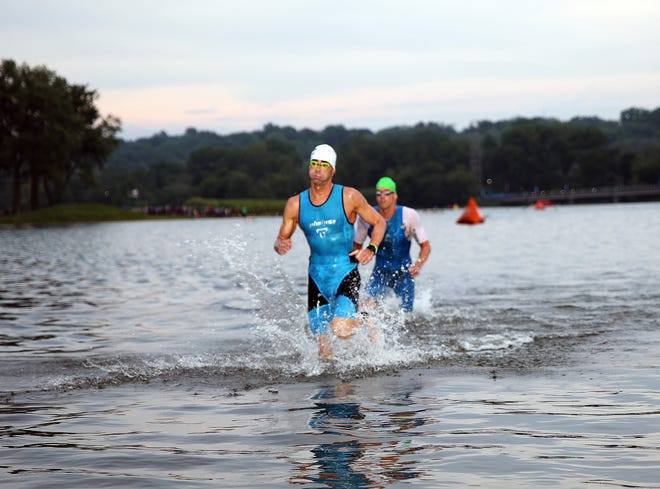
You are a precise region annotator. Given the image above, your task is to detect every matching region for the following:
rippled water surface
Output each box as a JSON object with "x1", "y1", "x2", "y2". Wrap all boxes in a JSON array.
[{"x1": 1, "y1": 202, "x2": 659, "y2": 487}]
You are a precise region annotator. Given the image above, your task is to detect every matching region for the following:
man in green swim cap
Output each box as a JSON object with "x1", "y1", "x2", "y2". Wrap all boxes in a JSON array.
[{"x1": 354, "y1": 176, "x2": 431, "y2": 312}]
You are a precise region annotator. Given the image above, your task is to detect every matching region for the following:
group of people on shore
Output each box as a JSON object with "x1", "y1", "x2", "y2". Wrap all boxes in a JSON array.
[{"x1": 273, "y1": 144, "x2": 431, "y2": 358}]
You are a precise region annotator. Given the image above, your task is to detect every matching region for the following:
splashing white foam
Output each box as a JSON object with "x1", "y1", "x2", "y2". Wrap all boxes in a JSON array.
[{"x1": 177, "y1": 228, "x2": 536, "y2": 379}]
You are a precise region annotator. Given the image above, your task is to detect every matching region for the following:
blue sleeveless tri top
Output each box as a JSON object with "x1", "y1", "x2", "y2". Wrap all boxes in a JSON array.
[
  {"x1": 373, "y1": 205, "x2": 412, "y2": 271},
  {"x1": 299, "y1": 184, "x2": 356, "y2": 301}
]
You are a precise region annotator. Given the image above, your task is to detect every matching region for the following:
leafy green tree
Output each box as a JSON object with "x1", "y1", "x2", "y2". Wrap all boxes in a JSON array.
[
  {"x1": 480, "y1": 119, "x2": 622, "y2": 193},
  {"x1": 187, "y1": 147, "x2": 234, "y2": 186},
  {"x1": 186, "y1": 138, "x2": 304, "y2": 200},
  {"x1": 0, "y1": 59, "x2": 120, "y2": 213},
  {"x1": 633, "y1": 146, "x2": 660, "y2": 184},
  {"x1": 0, "y1": 59, "x2": 23, "y2": 212},
  {"x1": 224, "y1": 170, "x2": 251, "y2": 198},
  {"x1": 335, "y1": 135, "x2": 383, "y2": 189}
]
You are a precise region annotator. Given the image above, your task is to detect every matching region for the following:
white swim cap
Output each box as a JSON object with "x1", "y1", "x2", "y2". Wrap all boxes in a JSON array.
[{"x1": 310, "y1": 144, "x2": 337, "y2": 169}]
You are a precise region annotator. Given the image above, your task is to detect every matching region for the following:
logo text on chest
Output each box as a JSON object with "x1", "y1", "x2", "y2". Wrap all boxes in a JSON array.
[{"x1": 310, "y1": 219, "x2": 336, "y2": 238}]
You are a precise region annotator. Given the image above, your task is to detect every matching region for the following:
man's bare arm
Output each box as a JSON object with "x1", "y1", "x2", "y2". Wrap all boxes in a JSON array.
[{"x1": 273, "y1": 195, "x2": 299, "y2": 255}]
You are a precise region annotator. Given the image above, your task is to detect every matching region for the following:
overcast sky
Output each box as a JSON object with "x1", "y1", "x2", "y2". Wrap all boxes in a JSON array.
[{"x1": 3, "y1": 0, "x2": 659, "y2": 140}]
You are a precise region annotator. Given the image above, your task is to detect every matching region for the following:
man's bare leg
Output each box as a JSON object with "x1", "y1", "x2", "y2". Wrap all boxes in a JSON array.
[
  {"x1": 318, "y1": 334, "x2": 333, "y2": 359},
  {"x1": 331, "y1": 317, "x2": 359, "y2": 339},
  {"x1": 359, "y1": 298, "x2": 379, "y2": 346}
]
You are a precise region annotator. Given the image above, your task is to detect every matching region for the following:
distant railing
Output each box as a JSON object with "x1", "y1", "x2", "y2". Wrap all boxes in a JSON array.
[{"x1": 480, "y1": 184, "x2": 660, "y2": 204}]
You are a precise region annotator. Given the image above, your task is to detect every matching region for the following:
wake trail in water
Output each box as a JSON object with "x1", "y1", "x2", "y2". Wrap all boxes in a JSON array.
[
  {"x1": 3, "y1": 226, "x2": 576, "y2": 396},
  {"x1": 207, "y1": 229, "x2": 539, "y2": 380}
]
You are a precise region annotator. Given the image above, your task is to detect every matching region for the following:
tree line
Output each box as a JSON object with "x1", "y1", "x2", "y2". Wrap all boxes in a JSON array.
[
  {"x1": 79, "y1": 111, "x2": 660, "y2": 210},
  {"x1": 1, "y1": 59, "x2": 659, "y2": 213}
]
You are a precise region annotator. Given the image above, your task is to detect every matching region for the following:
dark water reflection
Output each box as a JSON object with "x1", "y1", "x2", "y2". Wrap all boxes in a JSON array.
[{"x1": 290, "y1": 384, "x2": 426, "y2": 487}]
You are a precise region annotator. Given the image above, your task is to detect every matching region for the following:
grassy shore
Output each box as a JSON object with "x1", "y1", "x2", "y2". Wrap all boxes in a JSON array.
[
  {"x1": 0, "y1": 204, "x2": 149, "y2": 226},
  {"x1": 0, "y1": 199, "x2": 288, "y2": 226}
]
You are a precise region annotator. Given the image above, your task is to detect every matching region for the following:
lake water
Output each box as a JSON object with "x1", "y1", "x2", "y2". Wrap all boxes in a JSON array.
[{"x1": 1, "y1": 202, "x2": 659, "y2": 488}]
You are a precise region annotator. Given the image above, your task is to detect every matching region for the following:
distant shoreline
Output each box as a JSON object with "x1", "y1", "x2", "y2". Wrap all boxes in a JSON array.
[
  {"x1": 3, "y1": 198, "x2": 658, "y2": 226},
  {"x1": 0, "y1": 204, "x2": 150, "y2": 226},
  {"x1": 0, "y1": 202, "x2": 289, "y2": 226}
]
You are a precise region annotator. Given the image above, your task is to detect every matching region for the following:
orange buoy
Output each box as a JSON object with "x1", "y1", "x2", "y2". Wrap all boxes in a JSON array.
[
  {"x1": 456, "y1": 197, "x2": 485, "y2": 225},
  {"x1": 533, "y1": 199, "x2": 555, "y2": 210}
]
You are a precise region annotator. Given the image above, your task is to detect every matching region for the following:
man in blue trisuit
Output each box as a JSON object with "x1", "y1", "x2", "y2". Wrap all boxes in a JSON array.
[
  {"x1": 273, "y1": 144, "x2": 386, "y2": 359},
  {"x1": 354, "y1": 176, "x2": 431, "y2": 312}
]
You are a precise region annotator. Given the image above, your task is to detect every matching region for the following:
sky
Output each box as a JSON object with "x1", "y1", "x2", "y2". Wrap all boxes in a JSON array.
[{"x1": 3, "y1": 0, "x2": 659, "y2": 141}]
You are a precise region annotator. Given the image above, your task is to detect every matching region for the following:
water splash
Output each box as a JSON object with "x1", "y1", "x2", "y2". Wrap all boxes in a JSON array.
[
  {"x1": 30, "y1": 224, "x2": 552, "y2": 394},
  {"x1": 202, "y1": 226, "x2": 543, "y2": 379}
]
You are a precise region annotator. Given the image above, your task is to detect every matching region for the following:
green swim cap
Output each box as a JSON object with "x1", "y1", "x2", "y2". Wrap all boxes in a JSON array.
[{"x1": 376, "y1": 176, "x2": 397, "y2": 193}]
